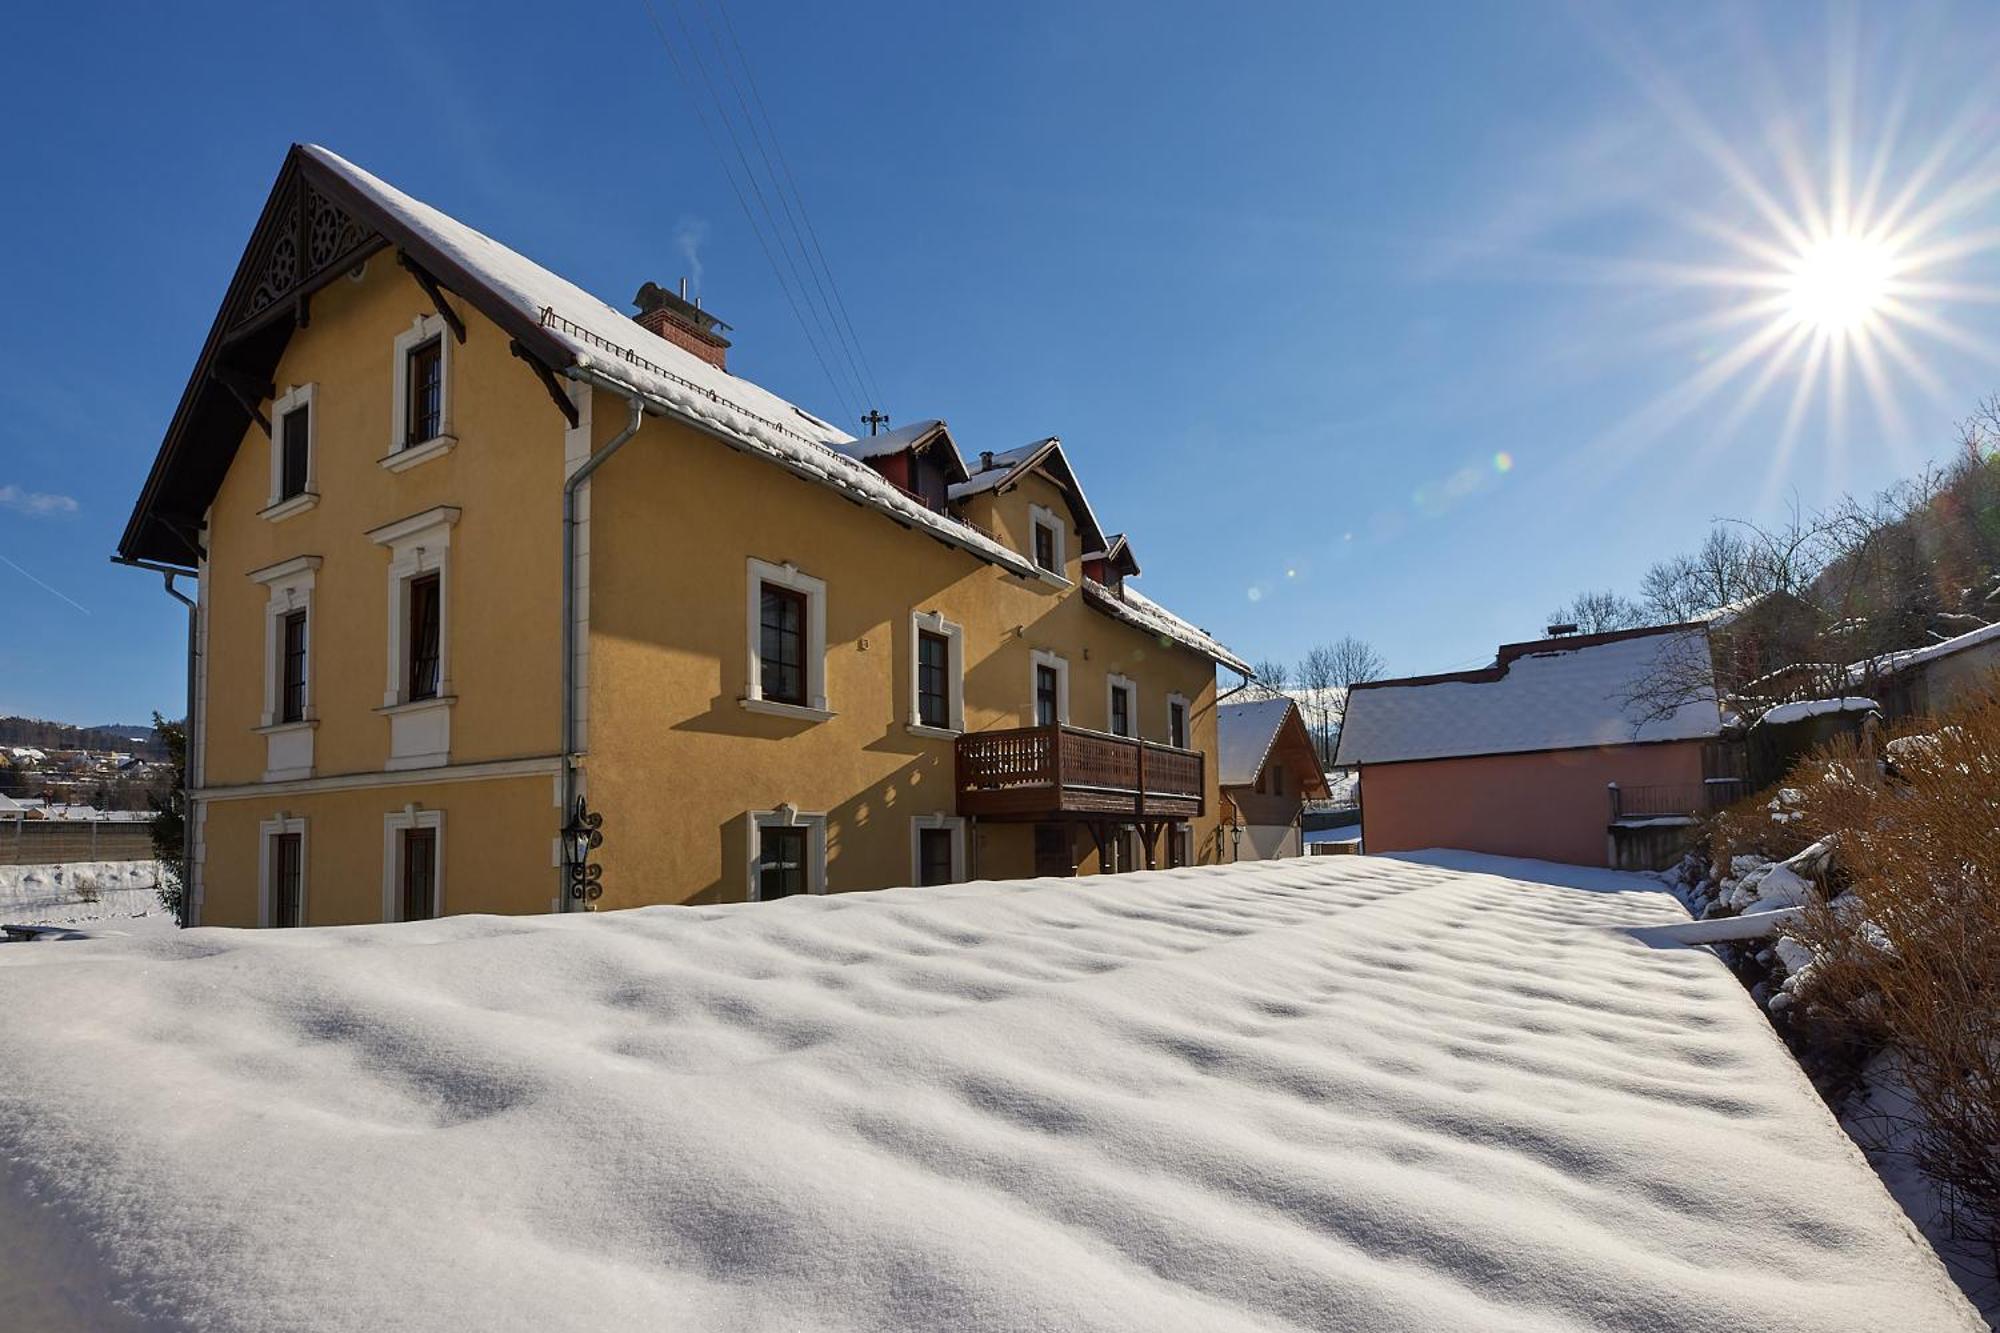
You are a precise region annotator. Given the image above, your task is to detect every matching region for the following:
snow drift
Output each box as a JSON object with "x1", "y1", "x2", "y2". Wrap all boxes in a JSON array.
[{"x1": 0, "y1": 854, "x2": 1976, "y2": 1331}]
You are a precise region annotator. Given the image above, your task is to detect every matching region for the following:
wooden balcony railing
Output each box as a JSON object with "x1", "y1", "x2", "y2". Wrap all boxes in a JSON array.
[{"x1": 955, "y1": 724, "x2": 1205, "y2": 820}]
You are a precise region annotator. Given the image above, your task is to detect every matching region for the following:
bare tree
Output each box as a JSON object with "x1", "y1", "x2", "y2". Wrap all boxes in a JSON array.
[
  {"x1": 1640, "y1": 526, "x2": 1766, "y2": 622},
  {"x1": 1296, "y1": 645, "x2": 1337, "y2": 765},
  {"x1": 1293, "y1": 637, "x2": 1384, "y2": 765},
  {"x1": 1247, "y1": 658, "x2": 1292, "y2": 699},
  {"x1": 1546, "y1": 589, "x2": 1647, "y2": 635}
]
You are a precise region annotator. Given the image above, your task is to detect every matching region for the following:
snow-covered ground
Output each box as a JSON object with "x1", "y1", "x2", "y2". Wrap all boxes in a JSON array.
[
  {"x1": 0, "y1": 860, "x2": 178, "y2": 937},
  {"x1": 0, "y1": 854, "x2": 1977, "y2": 1331}
]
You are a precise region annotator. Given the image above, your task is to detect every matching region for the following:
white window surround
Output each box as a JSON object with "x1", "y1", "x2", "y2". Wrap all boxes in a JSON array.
[
  {"x1": 262, "y1": 383, "x2": 320, "y2": 521},
  {"x1": 1166, "y1": 692, "x2": 1191, "y2": 748},
  {"x1": 384, "y1": 313, "x2": 457, "y2": 470},
  {"x1": 1029, "y1": 648, "x2": 1070, "y2": 725},
  {"x1": 249, "y1": 555, "x2": 320, "y2": 782},
  {"x1": 382, "y1": 805, "x2": 445, "y2": 922},
  {"x1": 909, "y1": 813, "x2": 968, "y2": 886},
  {"x1": 1106, "y1": 674, "x2": 1138, "y2": 738},
  {"x1": 906, "y1": 610, "x2": 966, "y2": 738},
  {"x1": 747, "y1": 806, "x2": 829, "y2": 901},
  {"x1": 257, "y1": 813, "x2": 307, "y2": 929},
  {"x1": 743, "y1": 558, "x2": 831, "y2": 720},
  {"x1": 1028, "y1": 503, "x2": 1069, "y2": 586},
  {"x1": 368, "y1": 506, "x2": 460, "y2": 770}
]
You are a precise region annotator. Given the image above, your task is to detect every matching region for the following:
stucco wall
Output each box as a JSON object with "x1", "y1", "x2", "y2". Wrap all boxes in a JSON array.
[
  {"x1": 187, "y1": 258, "x2": 1226, "y2": 924},
  {"x1": 201, "y1": 255, "x2": 565, "y2": 788},
  {"x1": 583, "y1": 407, "x2": 1223, "y2": 906},
  {"x1": 1358, "y1": 740, "x2": 1707, "y2": 867},
  {"x1": 199, "y1": 772, "x2": 558, "y2": 926}
]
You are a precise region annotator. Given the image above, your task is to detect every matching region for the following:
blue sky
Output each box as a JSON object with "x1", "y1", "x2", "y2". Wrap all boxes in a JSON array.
[{"x1": 7, "y1": 1, "x2": 2000, "y2": 723}]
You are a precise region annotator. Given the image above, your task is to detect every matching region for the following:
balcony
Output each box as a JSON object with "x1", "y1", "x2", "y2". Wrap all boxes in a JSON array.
[{"x1": 955, "y1": 724, "x2": 1205, "y2": 821}]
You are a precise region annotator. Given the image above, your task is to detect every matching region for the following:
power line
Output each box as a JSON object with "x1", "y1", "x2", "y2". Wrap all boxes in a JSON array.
[
  {"x1": 705, "y1": 0, "x2": 886, "y2": 411},
  {"x1": 639, "y1": 0, "x2": 859, "y2": 426},
  {"x1": 690, "y1": 0, "x2": 872, "y2": 416},
  {"x1": 667, "y1": 0, "x2": 864, "y2": 420}
]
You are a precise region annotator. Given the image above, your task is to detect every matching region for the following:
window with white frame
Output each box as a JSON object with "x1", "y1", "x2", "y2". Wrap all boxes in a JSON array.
[
  {"x1": 1107, "y1": 674, "x2": 1137, "y2": 738},
  {"x1": 909, "y1": 610, "x2": 965, "y2": 736},
  {"x1": 910, "y1": 814, "x2": 967, "y2": 886},
  {"x1": 1166, "y1": 693, "x2": 1190, "y2": 750},
  {"x1": 265, "y1": 383, "x2": 318, "y2": 519},
  {"x1": 249, "y1": 555, "x2": 320, "y2": 781},
  {"x1": 745, "y1": 559, "x2": 830, "y2": 717},
  {"x1": 386, "y1": 313, "x2": 456, "y2": 469},
  {"x1": 258, "y1": 813, "x2": 307, "y2": 928},
  {"x1": 368, "y1": 506, "x2": 459, "y2": 770},
  {"x1": 1028, "y1": 503, "x2": 1067, "y2": 579},
  {"x1": 383, "y1": 806, "x2": 444, "y2": 922},
  {"x1": 1030, "y1": 649, "x2": 1070, "y2": 726},
  {"x1": 748, "y1": 806, "x2": 827, "y2": 900}
]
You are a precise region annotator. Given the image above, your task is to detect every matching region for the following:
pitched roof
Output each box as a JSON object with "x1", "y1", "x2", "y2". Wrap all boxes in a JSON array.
[
  {"x1": 118, "y1": 145, "x2": 1027, "y2": 578},
  {"x1": 1217, "y1": 697, "x2": 1295, "y2": 787},
  {"x1": 1850, "y1": 617, "x2": 2000, "y2": 682},
  {"x1": 1081, "y1": 581, "x2": 1251, "y2": 676},
  {"x1": 837, "y1": 419, "x2": 946, "y2": 461},
  {"x1": 1335, "y1": 624, "x2": 1722, "y2": 766},
  {"x1": 120, "y1": 146, "x2": 1245, "y2": 671},
  {"x1": 947, "y1": 437, "x2": 1109, "y2": 554}
]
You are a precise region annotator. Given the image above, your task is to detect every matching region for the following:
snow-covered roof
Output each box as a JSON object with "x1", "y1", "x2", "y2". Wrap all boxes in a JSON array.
[
  {"x1": 1217, "y1": 697, "x2": 1295, "y2": 786},
  {"x1": 1753, "y1": 696, "x2": 1879, "y2": 728},
  {"x1": 1335, "y1": 626, "x2": 1722, "y2": 766},
  {"x1": 1850, "y1": 618, "x2": 2000, "y2": 682},
  {"x1": 1082, "y1": 580, "x2": 1251, "y2": 675},
  {"x1": 128, "y1": 145, "x2": 1237, "y2": 677},
  {"x1": 297, "y1": 147, "x2": 1039, "y2": 581},
  {"x1": 946, "y1": 438, "x2": 1058, "y2": 500},
  {"x1": 837, "y1": 418, "x2": 946, "y2": 461},
  {"x1": 0, "y1": 855, "x2": 1976, "y2": 1330}
]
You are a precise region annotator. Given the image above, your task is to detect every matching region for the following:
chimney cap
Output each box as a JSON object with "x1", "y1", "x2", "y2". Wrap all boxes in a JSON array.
[
  {"x1": 1546, "y1": 622, "x2": 1580, "y2": 637},
  {"x1": 633, "y1": 281, "x2": 733, "y2": 335}
]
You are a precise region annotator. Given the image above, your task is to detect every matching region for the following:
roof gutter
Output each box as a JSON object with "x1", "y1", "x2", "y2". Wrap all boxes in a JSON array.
[{"x1": 559, "y1": 392, "x2": 644, "y2": 911}]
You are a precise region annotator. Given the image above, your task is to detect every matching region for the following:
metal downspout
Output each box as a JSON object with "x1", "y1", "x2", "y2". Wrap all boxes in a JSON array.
[
  {"x1": 111, "y1": 555, "x2": 198, "y2": 925},
  {"x1": 559, "y1": 393, "x2": 645, "y2": 910}
]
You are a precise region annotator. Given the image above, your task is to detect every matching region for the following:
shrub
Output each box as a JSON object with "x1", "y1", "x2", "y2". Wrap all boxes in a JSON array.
[{"x1": 1787, "y1": 687, "x2": 2000, "y2": 1269}]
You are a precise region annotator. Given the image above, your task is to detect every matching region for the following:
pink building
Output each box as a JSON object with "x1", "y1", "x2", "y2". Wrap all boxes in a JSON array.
[{"x1": 1334, "y1": 625, "x2": 1730, "y2": 868}]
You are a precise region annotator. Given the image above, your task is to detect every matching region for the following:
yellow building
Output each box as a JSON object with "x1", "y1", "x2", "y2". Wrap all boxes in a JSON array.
[{"x1": 118, "y1": 145, "x2": 1249, "y2": 927}]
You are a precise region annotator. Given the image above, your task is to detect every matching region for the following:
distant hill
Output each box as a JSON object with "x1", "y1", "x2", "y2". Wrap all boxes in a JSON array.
[{"x1": 0, "y1": 716, "x2": 171, "y2": 758}]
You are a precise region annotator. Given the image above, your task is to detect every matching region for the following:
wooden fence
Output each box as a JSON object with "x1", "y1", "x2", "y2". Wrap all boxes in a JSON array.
[{"x1": 1, "y1": 817, "x2": 156, "y2": 866}]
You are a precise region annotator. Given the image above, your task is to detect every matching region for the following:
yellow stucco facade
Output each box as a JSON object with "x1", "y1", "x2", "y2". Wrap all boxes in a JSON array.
[{"x1": 171, "y1": 175, "x2": 1231, "y2": 928}]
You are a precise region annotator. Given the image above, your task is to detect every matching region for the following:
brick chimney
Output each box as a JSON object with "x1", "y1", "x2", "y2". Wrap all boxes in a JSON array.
[{"x1": 632, "y1": 280, "x2": 732, "y2": 370}]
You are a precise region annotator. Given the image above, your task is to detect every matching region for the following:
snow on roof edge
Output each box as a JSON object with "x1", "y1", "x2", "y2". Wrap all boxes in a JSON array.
[{"x1": 1086, "y1": 582, "x2": 1251, "y2": 675}]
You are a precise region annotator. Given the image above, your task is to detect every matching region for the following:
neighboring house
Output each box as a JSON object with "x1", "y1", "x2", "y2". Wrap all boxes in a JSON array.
[
  {"x1": 1217, "y1": 697, "x2": 1329, "y2": 859},
  {"x1": 1854, "y1": 618, "x2": 2000, "y2": 721},
  {"x1": 117, "y1": 145, "x2": 1248, "y2": 928},
  {"x1": 1334, "y1": 625, "x2": 1734, "y2": 869}
]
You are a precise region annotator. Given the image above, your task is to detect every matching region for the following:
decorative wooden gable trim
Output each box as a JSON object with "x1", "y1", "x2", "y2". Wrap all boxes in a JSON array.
[{"x1": 228, "y1": 164, "x2": 385, "y2": 339}]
